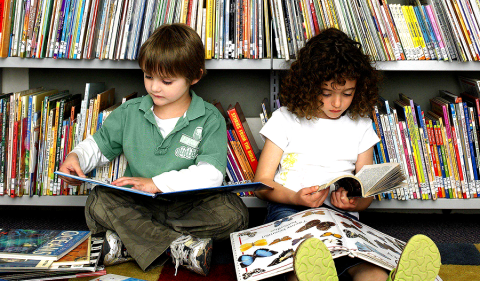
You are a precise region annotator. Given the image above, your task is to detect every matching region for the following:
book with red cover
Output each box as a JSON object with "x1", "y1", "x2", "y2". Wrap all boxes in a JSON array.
[{"x1": 227, "y1": 102, "x2": 259, "y2": 173}]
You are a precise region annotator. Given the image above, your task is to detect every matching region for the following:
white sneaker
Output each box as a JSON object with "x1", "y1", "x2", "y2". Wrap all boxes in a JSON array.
[
  {"x1": 169, "y1": 235, "x2": 213, "y2": 276},
  {"x1": 102, "y1": 230, "x2": 133, "y2": 266}
]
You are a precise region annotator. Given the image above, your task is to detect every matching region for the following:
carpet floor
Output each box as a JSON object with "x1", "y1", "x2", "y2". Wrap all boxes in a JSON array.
[{"x1": 1, "y1": 206, "x2": 480, "y2": 281}]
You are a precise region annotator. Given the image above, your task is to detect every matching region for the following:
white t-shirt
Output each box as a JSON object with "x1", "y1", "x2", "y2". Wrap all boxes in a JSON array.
[{"x1": 260, "y1": 107, "x2": 380, "y2": 216}]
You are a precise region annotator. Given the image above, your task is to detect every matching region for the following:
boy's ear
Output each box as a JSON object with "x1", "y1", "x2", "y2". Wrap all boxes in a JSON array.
[{"x1": 191, "y1": 69, "x2": 204, "y2": 85}]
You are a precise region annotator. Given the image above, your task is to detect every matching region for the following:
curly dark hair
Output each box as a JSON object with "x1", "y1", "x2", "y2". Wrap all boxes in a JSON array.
[{"x1": 280, "y1": 28, "x2": 381, "y2": 120}]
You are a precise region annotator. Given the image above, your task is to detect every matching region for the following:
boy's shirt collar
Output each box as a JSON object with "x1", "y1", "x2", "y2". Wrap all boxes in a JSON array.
[{"x1": 139, "y1": 90, "x2": 205, "y2": 122}]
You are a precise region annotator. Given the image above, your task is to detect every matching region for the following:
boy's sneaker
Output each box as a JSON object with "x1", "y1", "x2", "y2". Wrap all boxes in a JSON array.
[
  {"x1": 294, "y1": 238, "x2": 338, "y2": 281},
  {"x1": 101, "y1": 230, "x2": 134, "y2": 266},
  {"x1": 169, "y1": 235, "x2": 213, "y2": 276},
  {"x1": 388, "y1": 234, "x2": 441, "y2": 281}
]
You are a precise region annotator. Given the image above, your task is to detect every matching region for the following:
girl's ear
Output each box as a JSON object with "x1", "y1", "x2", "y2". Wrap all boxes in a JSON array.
[{"x1": 191, "y1": 69, "x2": 204, "y2": 85}]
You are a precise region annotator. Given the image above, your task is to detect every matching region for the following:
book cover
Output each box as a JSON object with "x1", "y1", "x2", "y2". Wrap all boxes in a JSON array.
[
  {"x1": 230, "y1": 207, "x2": 443, "y2": 281},
  {"x1": 227, "y1": 102, "x2": 259, "y2": 173},
  {"x1": 0, "y1": 229, "x2": 90, "y2": 261},
  {"x1": 54, "y1": 171, "x2": 272, "y2": 199}
]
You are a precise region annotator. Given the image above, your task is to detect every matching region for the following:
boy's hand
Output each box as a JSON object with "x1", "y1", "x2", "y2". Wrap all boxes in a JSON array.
[
  {"x1": 58, "y1": 153, "x2": 86, "y2": 186},
  {"x1": 111, "y1": 177, "x2": 160, "y2": 194},
  {"x1": 293, "y1": 186, "x2": 329, "y2": 208},
  {"x1": 330, "y1": 187, "x2": 358, "y2": 211}
]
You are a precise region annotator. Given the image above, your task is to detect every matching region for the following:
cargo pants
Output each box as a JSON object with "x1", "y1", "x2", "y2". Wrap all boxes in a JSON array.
[{"x1": 84, "y1": 186, "x2": 249, "y2": 271}]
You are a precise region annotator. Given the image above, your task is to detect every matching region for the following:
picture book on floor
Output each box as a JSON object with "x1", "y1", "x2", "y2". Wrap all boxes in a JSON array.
[
  {"x1": 55, "y1": 171, "x2": 272, "y2": 199},
  {"x1": 315, "y1": 163, "x2": 407, "y2": 198},
  {"x1": 230, "y1": 207, "x2": 443, "y2": 281},
  {"x1": 0, "y1": 229, "x2": 91, "y2": 261}
]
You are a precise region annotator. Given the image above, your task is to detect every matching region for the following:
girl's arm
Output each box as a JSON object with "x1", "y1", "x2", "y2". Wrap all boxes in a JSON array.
[
  {"x1": 330, "y1": 146, "x2": 374, "y2": 212},
  {"x1": 254, "y1": 139, "x2": 329, "y2": 207}
]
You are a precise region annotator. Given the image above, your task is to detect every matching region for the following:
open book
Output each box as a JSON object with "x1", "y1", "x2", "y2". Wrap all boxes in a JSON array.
[
  {"x1": 54, "y1": 171, "x2": 272, "y2": 199},
  {"x1": 230, "y1": 207, "x2": 442, "y2": 281},
  {"x1": 317, "y1": 163, "x2": 406, "y2": 198}
]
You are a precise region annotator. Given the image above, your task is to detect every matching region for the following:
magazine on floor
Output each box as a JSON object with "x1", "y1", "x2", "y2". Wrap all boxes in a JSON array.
[
  {"x1": 230, "y1": 207, "x2": 443, "y2": 281},
  {"x1": 0, "y1": 229, "x2": 90, "y2": 261}
]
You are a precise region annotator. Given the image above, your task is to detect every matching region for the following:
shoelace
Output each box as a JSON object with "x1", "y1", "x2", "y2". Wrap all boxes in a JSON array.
[{"x1": 171, "y1": 243, "x2": 190, "y2": 276}]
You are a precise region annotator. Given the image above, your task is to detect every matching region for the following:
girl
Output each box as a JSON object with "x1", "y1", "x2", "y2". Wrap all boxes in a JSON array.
[{"x1": 254, "y1": 28, "x2": 440, "y2": 281}]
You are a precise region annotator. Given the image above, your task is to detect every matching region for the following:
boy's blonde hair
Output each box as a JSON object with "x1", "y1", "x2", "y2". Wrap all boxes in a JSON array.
[{"x1": 138, "y1": 24, "x2": 206, "y2": 83}]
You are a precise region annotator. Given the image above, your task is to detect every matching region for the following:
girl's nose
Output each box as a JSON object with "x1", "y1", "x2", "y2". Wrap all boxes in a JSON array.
[{"x1": 332, "y1": 95, "x2": 341, "y2": 108}]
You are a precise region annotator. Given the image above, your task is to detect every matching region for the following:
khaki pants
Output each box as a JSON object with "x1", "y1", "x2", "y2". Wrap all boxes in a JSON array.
[{"x1": 85, "y1": 186, "x2": 249, "y2": 271}]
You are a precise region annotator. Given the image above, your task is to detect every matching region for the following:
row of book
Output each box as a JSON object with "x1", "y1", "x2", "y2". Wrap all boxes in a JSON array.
[
  {"x1": 0, "y1": 83, "x2": 135, "y2": 198},
  {"x1": 0, "y1": 0, "x2": 270, "y2": 60},
  {"x1": 214, "y1": 102, "x2": 261, "y2": 193},
  {"x1": 264, "y1": 0, "x2": 480, "y2": 61},
  {"x1": 372, "y1": 76, "x2": 480, "y2": 201},
  {"x1": 0, "y1": 230, "x2": 107, "y2": 281},
  {"x1": 4, "y1": 0, "x2": 480, "y2": 62}
]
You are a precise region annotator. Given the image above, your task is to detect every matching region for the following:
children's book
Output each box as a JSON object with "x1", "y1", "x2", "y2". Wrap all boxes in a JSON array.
[
  {"x1": 0, "y1": 230, "x2": 91, "y2": 261},
  {"x1": 315, "y1": 163, "x2": 407, "y2": 198},
  {"x1": 50, "y1": 236, "x2": 91, "y2": 266},
  {"x1": 54, "y1": 171, "x2": 273, "y2": 199},
  {"x1": 230, "y1": 207, "x2": 443, "y2": 281}
]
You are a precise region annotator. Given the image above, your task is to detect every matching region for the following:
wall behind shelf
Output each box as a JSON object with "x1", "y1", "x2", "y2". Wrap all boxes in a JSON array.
[{"x1": 28, "y1": 69, "x2": 270, "y2": 117}]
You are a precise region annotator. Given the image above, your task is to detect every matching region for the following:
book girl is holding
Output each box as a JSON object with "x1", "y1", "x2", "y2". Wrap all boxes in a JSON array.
[{"x1": 254, "y1": 28, "x2": 441, "y2": 281}]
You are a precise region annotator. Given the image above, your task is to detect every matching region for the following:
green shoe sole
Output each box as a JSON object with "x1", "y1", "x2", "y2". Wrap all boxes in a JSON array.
[
  {"x1": 294, "y1": 238, "x2": 338, "y2": 281},
  {"x1": 391, "y1": 234, "x2": 441, "y2": 281}
]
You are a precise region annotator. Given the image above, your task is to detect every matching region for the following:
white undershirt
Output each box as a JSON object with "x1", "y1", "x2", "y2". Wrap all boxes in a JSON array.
[{"x1": 71, "y1": 108, "x2": 223, "y2": 193}]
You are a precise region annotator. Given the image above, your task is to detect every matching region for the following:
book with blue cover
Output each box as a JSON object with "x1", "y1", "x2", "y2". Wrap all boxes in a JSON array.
[
  {"x1": 54, "y1": 171, "x2": 273, "y2": 199},
  {"x1": 0, "y1": 229, "x2": 91, "y2": 261}
]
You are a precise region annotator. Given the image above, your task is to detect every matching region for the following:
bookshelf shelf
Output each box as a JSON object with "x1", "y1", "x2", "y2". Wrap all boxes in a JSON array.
[
  {"x1": 0, "y1": 58, "x2": 272, "y2": 70},
  {"x1": 0, "y1": 195, "x2": 478, "y2": 209},
  {"x1": 272, "y1": 59, "x2": 480, "y2": 71}
]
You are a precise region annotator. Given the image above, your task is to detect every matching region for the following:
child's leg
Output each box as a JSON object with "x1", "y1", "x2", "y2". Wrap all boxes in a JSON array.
[
  {"x1": 85, "y1": 186, "x2": 181, "y2": 271},
  {"x1": 166, "y1": 192, "x2": 249, "y2": 240}
]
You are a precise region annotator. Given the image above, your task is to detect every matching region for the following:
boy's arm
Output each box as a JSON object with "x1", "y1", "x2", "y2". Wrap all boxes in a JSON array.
[
  {"x1": 70, "y1": 135, "x2": 110, "y2": 174},
  {"x1": 151, "y1": 162, "x2": 223, "y2": 192}
]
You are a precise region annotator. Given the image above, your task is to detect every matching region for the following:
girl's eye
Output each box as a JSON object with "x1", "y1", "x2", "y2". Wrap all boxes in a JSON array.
[
  {"x1": 343, "y1": 91, "x2": 354, "y2": 97},
  {"x1": 163, "y1": 81, "x2": 173, "y2": 85},
  {"x1": 322, "y1": 92, "x2": 331, "y2": 97}
]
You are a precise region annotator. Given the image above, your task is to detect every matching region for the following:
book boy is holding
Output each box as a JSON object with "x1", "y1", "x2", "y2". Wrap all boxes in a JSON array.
[
  {"x1": 254, "y1": 28, "x2": 441, "y2": 281},
  {"x1": 59, "y1": 24, "x2": 249, "y2": 276}
]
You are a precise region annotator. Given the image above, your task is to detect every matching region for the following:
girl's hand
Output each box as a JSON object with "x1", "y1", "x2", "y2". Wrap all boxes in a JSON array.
[
  {"x1": 111, "y1": 177, "x2": 160, "y2": 194},
  {"x1": 293, "y1": 186, "x2": 330, "y2": 208},
  {"x1": 330, "y1": 187, "x2": 358, "y2": 211},
  {"x1": 58, "y1": 153, "x2": 86, "y2": 186}
]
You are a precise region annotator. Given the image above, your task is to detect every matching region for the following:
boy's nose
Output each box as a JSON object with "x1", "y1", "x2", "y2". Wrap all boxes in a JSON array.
[{"x1": 151, "y1": 81, "x2": 162, "y2": 92}]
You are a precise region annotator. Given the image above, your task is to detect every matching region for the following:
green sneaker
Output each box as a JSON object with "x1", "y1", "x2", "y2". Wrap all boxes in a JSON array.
[
  {"x1": 388, "y1": 234, "x2": 441, "y2": 281},
  {"x1": 294, "y1": 237, "x2": 338, "y2": 281}
]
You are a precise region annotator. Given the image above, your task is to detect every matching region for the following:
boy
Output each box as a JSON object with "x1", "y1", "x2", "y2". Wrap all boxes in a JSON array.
[{"x1": 59, "y1": 24, "x2": 249, "y2": 276}]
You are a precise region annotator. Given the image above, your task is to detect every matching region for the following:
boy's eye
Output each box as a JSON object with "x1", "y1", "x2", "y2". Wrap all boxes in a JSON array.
[
  {"x1": 144, "y1": 75, "x2": 153, "y2": 79},
  {"x1": 163, "y1": 80, "x2": 173, "y2": 85}
]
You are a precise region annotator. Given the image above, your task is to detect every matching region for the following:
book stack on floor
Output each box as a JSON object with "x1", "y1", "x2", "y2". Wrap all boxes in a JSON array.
[
  {"x1": 0, "y1": 83, "x2": 137, "y2": 198},
  {"x1": 0, "y1": 229, "x2": 106, "y2": 281},
  {"x1": 214, "y1": 102, "x2": 261, "y2": 197}
]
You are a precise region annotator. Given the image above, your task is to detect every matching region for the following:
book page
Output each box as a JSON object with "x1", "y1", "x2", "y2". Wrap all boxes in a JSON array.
[
  {"x1": 331, "y1": 212, "x2": 405, "y2": 271},
  {"x1": 355, "y1": 163, "x2": 398, "y2": 194},
  {"x1": 230, "y1": 207, "x2": 349, "y2": 281}
]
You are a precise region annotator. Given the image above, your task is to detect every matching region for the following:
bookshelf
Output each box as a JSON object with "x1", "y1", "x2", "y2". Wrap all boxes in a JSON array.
[{"x1": 3, "y1": 62, "x2": 480, "y2": 209}]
